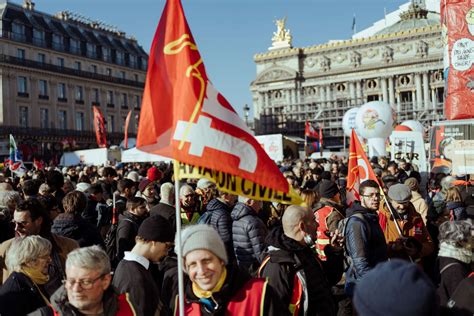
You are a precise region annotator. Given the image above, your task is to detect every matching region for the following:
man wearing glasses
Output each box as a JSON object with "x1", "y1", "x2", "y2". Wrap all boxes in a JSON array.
[
  {"x1": 344, "y1": 180, "x2": 388, "y2": 297},
  {"x1": 31, "y1": 245, "x2": 136, "y2": 315}
]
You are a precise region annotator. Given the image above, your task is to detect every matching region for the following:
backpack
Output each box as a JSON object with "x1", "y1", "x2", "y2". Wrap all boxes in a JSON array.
[
  {"x1": 104, "y1": 218, "x2": 135, "y2": 269},
  {"x1": 197, "y1": 211, "x2": 213, "y2": 225},
  {"x1": 446, "y1": 272, "x2": 474, "y2": 314}
]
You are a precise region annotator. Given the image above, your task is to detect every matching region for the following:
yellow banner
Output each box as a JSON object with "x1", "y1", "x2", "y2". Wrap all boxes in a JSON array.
[{"x1": 174, "y1": 161, "x2": 303, "y2": 205}]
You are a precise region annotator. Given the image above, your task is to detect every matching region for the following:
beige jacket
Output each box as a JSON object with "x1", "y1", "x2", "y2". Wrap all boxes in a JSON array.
[
  {"x1": 411, "y1": 191, "x2": 428, "y2": 225},
  {"x1": 0, "y1": 233, "x2": 79, "y2": 284}
]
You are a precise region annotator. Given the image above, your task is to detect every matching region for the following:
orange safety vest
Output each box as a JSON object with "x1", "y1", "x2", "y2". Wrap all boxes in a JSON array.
[
  {"x1": 258, "y1": 256, "x2": 304, "y2": 316},
  {"x1": 314, "y1": 206, "x2": 335, "y2": 261},
  {"x1": 51, "y1": 293, "x2": 136, "y2": 316},
  {"x1": 174, "y1": 278, "x2": 267, "y2": 316}
]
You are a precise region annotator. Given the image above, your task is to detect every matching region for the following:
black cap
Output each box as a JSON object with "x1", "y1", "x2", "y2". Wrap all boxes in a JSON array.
[
  {"x1": 137, "y1": 216, "x2": 174, "y2": 242},
  {"x1": 318, "y1": 179, "x2": 339, "y2": 199}
]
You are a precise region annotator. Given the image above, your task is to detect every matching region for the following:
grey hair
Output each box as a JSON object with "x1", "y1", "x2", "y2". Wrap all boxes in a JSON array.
[
  {"x1": 438, "y1": 221, "x2": 472, "y2": 247},
  {"x1": 5, "y1": 236, "x2": 52, "y2": 272},
  {"x1": 179, "y1": 184, "x2": 194, "y2": 197},
  {"x1": 160, "y1": 182, "x2": 175, "y2": 204},
  {"x1": 66, "y1": 246, "x2": 111, "y2": 275},
  {"x1": 0, "y1": 191, "x2": 21, "y2": 209}
]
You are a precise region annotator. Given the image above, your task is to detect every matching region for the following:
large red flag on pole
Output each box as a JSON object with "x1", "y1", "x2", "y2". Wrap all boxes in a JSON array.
[
  {"x1": 136, "y1": 0, "x2": 299, "y2": 204},
  {"x1": 346, "y1": 129, "x2": 380, "y2": 206},
  {"x1": 92, "y1": 106, "x2": 107, "y2": 148},
  {"x1": 123, "y1": 110, "x2": 132, "y2": 149}
]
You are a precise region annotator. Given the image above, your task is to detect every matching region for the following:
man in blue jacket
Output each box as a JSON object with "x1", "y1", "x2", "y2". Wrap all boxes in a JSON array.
[{"x1": 345, "y1": 179, "x2": 388, "y2": 297}]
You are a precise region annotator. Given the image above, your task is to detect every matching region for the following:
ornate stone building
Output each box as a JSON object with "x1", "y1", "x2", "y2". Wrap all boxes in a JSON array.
[
  {"x1": 0, "y1": 0, "x2": 147, "y2": 161},
  {"x1": 251, "y1": 1, "x2": 444, "y2": 149}
]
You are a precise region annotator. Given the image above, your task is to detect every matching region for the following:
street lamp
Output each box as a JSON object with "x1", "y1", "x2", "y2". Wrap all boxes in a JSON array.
[{"x1": 243, "y1": 103, "x2": 250, "y2": 126}]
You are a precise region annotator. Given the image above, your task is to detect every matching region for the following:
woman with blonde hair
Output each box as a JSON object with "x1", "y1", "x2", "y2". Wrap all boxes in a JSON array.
[
  {"x1": 445, "y1": 187, "x2": 467, "y2": 221},
  {"x1": 0, "y1": 235, "x2": 52, "y2": 315},
  {"x1": 301, "y1": 189, "x2": 320, "y2": 211}
]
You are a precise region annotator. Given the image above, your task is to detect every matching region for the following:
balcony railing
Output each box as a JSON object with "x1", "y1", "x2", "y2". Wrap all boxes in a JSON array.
[{"x1": 0, "y1": 125, "x2": 136, "y2": 140}]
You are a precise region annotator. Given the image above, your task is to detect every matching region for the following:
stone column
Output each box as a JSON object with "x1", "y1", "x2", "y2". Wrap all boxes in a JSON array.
[
  {"x1": 431, "y1": 88, "x2": 437, "y2": 110},
  {"x1": 349, "y1": 81, "x2": 356, "y2": 106},
  {"x1": 396, "y1": 90, "x2": 401, "y2": 113},
  {"x1": 422, "y1": 72, "x2": 430, "y2": 110},
  {"x1": 380, "y1": 77, "x2": 388, "y2": 103},
  {"x1": 415, "y1": 73, "x2": 423, "y2": 111},
  {"x1": 355, "y1": 81, "x2": 362, "y2": 104},
  {"x1": 388, "y1": 76, "x2": 395, "y2": 106},
  {"x1": 325, "y1": 85, "x2": 332, "y2": 109},
  {"x1": 411, "y1": 90, "x2": 416, "y2": 111}
]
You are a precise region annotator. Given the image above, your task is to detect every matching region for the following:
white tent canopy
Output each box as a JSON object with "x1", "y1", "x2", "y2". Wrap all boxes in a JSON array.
[{"x1": 121, "y1": 147, "x2": 171, "y2": 163}]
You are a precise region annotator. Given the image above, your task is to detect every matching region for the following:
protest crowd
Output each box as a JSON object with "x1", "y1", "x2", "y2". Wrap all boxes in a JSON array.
[{"x1": 0, "y1": 156, "x2": 471, "y2": 316}]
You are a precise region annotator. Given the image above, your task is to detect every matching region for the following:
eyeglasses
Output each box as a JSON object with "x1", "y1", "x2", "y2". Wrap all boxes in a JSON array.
[
  {"x1": 63, "y1": 274, "x2": 106, "y2": 290},
  {"x1": 360, "y1": 193, "x2": 381, "y2": 199}
]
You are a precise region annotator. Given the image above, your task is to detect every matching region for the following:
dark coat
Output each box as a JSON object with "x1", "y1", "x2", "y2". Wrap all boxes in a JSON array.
[
  {"x1": 437, "y1": 256, "x2": 471, "y2": 306},
  {"x1": 260, "y1": 226, "x2": 342, "y2": 316},
  {"x1": 344, "y1": 203, "x2": 388, "y2": 296},
  {"x1": 206, "y1": 198, "x2": 235, "y2": 262},
  {"x1": 173, "y1": 264, "x2": 286, "y2": 316},
  {"x1": 116, "y1": 212, "x2": 143, "y2": 262},
  {"x1": 150, "y1": 202, "x2": 176, "y2": 233},
  {"x1": 51, "y1": 213, "x2": 104, "y2": 248},
  {"x1": 446, "y1": 201, "x2": 467, "y2": 221},
  {"x1": 0, "y1": 271, "x2": 48, "y2": 316},
  {"x1": 231, "y1": 203, "x2": 268, "y2": 271},
  {"x1": 113, "y1": 258, "x2": 160, "y2": 316}
]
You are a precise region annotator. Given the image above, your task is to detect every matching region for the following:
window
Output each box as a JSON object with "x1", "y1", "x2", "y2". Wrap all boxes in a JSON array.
[
  {"x1": 37, "y1": 53, "x2": 46, "y2": 64},
  {"x1": 19, "y1": 106, "x2": 28, "y2": 127},
  {"x1": 134, "y1": 95, "x2": 141, "y2": 108},
  {"x1": 74, "y1": 61, "x2": 81, "y2": 71},
  {"x1": 17, "y1": 76, "x2": 27, "y2": 94},
  {"x1": 58, "y1": 110, "x2": 67, "y2": 129},
  {"x1": 40, "y1": 108, "x2": 49, "y2": 128},
  {"x1": 52, "y1": 34, "x2": 63, "y2": 50},
  {"x1": 86, "y1": 43, "x2": 96, "y2": 58},
  {"x1": 57, "y1": 83, "x2": 66, "y2": 100},
  {"x1": 33, "y1": 29, "x2": 45, "y2": 46},
  {"x1": 90, "y1": 65, "x2": 97, "y2": 73},
  {"x1": 107, "y1": 90, "x2": 114, "y2": 105},
  {"x1": 17, "y1": 49, "x2": 25, "y2": 60},
  {"x1": 75, "y1": 112, "x2": 84, "y2": 131},
  {"x1": 134, "y1": 74, "x2": 139, "y2": 82},
  {"x1": 121, "y1": 93, "x2": 127, "y2": 107},
  {"x1": 12, "y1": 23, "x2": 25, "y2": 41},
  {"x1": 106, "y1": 68, "x2": 112, "y2": 76},
  {"x1": 70, "y1": 38, "x2": 80, "y2": 54},
  {"x1": 57, "y1": 57, "x2": 65, "y2": 68},
  {"x1": 116, "y1": 51, "x2": 124, "y2": 65},
  {"x1": 121, "y1": 116, "x2": 127, "y2": 132},
  {"x1": 102, "y1": 47, "x2": 111, "y2": 62},
  {"x1": 75, "y1": 86, "x2": 83, "y2": 101},
  {"x1": 92, "y1": 88, "x2": 100, "y2": 103},
  {"x1": 107, "y1": 115, "x2": 114, "y2": 132},
  {"x1": 38, "y1": 80, "x2": 48, "y2": 97},
  {"x1": 141, "y1": 58, "x2": 147, "y2": 71},
  {"x1": 120, "y1": 71, "x2": 126, "y2": 80},
  {"x1": 129, "y1": 55, "x2": 137, "y2": 68}
]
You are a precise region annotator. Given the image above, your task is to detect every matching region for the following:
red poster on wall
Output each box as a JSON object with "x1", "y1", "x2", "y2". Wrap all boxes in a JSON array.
[{"x1": 441, "y1": 0, "x2": 474, "y2": 120}]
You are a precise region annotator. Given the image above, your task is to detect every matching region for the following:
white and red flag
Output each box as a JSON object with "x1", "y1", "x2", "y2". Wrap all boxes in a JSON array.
[
  {"x1": 136, "y1": 0, "x2": 300, "y2": 204},
  {"x1": 92, "y1": 106, "x2": 107, "y2": 148},
  {"x1": 346, "y1": 129, "x2": 381, "y2": 207},
  {"x1": 123, "y1": 110, "x2": 132, "y2": 149}
]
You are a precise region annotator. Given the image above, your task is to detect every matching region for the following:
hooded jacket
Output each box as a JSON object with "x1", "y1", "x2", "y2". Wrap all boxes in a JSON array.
[
  {"x1": 231, "y1": 203, "x2": 268, "y2": 271},
  {"x1": 52, "y1": 213, "x2": 104, "y2": 248},
  {"x1": 205, "y1": 198, "x2": 235, "y2": 262}
]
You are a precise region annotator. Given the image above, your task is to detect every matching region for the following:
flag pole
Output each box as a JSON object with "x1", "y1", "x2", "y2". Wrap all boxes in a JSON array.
[{"x1": 173, "y1": 160, "x2": 185, "y2": 315}]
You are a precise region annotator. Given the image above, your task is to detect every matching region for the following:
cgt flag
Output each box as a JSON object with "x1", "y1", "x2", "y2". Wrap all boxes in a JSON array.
[
  {"x1": 92, "y1": 106, "x2": 107, "y2": 148},
  {"x1": 136, "y1": 0, "x2": 300, "y2": 204},
  {"x1": 6, "y1": 134, "x2": 26, "y2": 176},
  {"x1": 346, "y1": 129, "x2": 380, "y2": 206}
]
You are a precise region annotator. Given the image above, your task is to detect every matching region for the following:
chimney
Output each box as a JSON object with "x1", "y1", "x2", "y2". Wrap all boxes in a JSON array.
[{"x1": 23, "y1": 0, "x2": 35, "y2": 10}]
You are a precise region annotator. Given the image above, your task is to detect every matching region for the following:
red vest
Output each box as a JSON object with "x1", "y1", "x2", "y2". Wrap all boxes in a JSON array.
[
  {"x1": 175, "y1": 278, "x2": 267, "y2": 316},
  {"x1": 315, "y1": 206, "x2": 334, "y2": 261},
  {"x1": 51, "y1": 293, "x2": 136, "y2": 316}
]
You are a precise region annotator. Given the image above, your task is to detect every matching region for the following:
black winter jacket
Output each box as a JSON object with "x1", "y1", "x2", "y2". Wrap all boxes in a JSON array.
[
  {"x1": 446, "y1": 201, "x2": 467, "y2": 221},
  {"x1": 0, "y1": 272, "x2": 48, "y2": 316},
  {"x1": 51, "y1": 213, "x2": 104, "y2": 248},
  {"x1": 231, "y1": 203, "x2": 268, "y2": 271},
  {"x1": 116, "y1": 212, "x2": 143, "y2": 262},
  {"x1": 344, "y1": 203, "x2": 388, "y2": 296},
  {"x1": 206, "y1": 198, "x2": 235, "y2": 262},
  {"x1": 259, "y1": 226, "x2": 342, "y2": 316},
  {"x1": 437, "y1": 256, "x2": 471, "y2": 306}
]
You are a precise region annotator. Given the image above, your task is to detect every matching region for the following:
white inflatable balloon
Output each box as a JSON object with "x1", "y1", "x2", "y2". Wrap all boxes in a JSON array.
[
  {"x1": 342, "y1": 107, "x2": 360, "y2": 137},
  {"x1": 355, "y1": 101, "x2": 395, "y2": 157},
  {"x1": 401, "y1": 120, "x2": 424, "y2": 133}
]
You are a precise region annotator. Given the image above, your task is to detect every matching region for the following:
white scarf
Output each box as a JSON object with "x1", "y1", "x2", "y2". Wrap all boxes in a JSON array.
[{"x1": 438, "y1": 242, "x2": 472, "y2": 264}]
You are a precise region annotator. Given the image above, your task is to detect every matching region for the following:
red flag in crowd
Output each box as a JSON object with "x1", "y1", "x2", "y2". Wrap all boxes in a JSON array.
[
  {"x1": 346, "y1": 129, "x2": 380, "y2": 206},
  {"x1": 136, "y1": 0, "x2": 289, "y2": 193},
  {"x1": 124, "y1": 110, "x2": 132, "y2": 149},
  {"x1": 305, "y1": 120, "x2": 319, "y2": 139},
  {"x1": 92, "y1": 106, "x2": 107, "y2": 148},
  {"x1": 33, "y1": 158, "x2": 44, "y2": 170}
]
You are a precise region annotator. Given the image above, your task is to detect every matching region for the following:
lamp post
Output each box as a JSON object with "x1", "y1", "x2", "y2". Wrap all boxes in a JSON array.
[{"x1": 243, "y1": 103, "x2": 250, "y2": 126}]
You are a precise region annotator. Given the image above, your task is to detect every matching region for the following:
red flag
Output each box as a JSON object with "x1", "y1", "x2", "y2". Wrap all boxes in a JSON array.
[
  {"x1": 346, "y1": 129, "x2": 380, "y2": 206},
  {"x1": 33, "y1": 158, "x2": 44, "y2": 170},
  {"x1": 92, "y1": 106, "x2": 107, "y2": 148},
  {"x1": 305, "y1": 120, "x2": 319, "y2": 139},
  {"x1": 136, "y1": 0, "x2": 289, "y2": 193},
  {"x1": 319, "y1": 127, "x2": 323, "y2": 148},
  {"x1": 124, "y1": 110, "x2": 132, "y2": 149}
]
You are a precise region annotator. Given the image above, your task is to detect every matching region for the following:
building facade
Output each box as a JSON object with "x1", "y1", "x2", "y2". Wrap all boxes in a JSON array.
[
  {"x1": 0, "y1": 0, "x2": 148, "y2": 161},
  {"x1": 251, "y1": 1, "x2": 444, "y2": 149}
]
